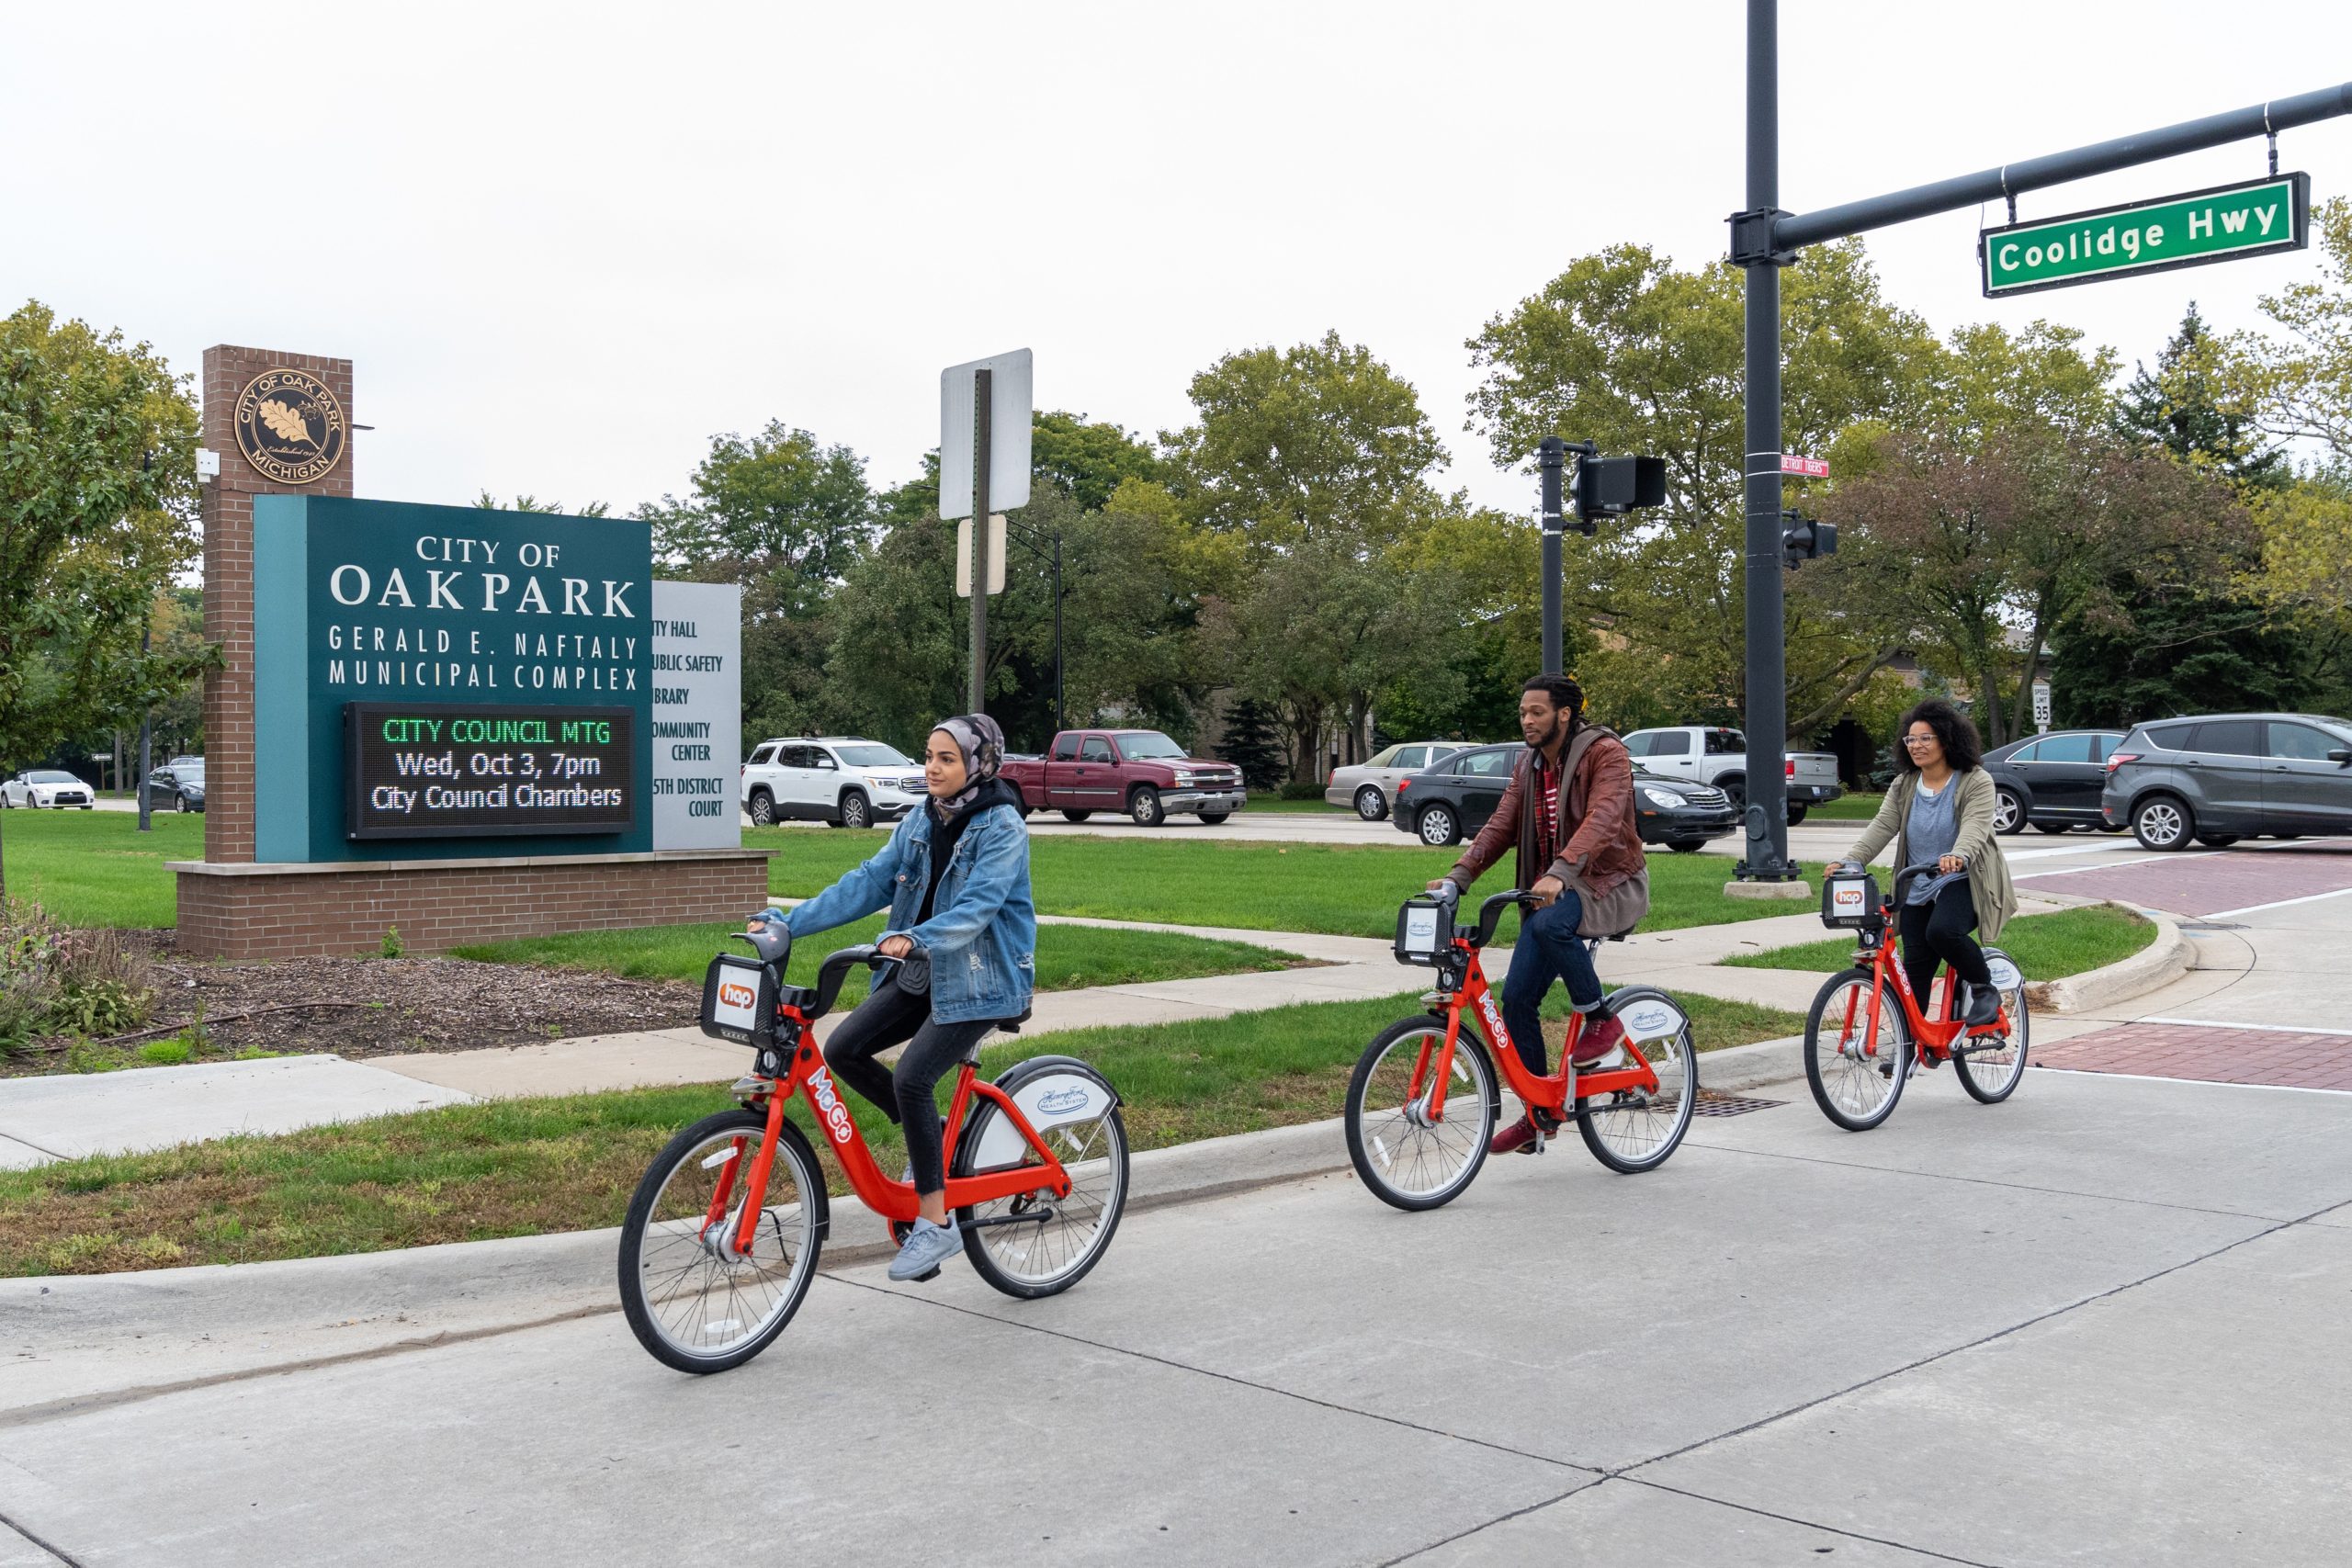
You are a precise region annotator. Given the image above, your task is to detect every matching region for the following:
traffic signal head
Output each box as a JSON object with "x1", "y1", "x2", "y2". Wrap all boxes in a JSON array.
[
  {"x1": 1572, "y1": 455, "x2": 1667, "y2": 533},
  {"x1": 1782, "y1": 513, "x2": 1837, "y2": 568}
]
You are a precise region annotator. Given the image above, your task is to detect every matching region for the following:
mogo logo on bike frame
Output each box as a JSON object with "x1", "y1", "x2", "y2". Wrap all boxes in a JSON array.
[
  {"x1": 808, "y1": 1065, "x2": 856, "y2": 1145},
  {"x1": 233, "y1": 367, "x2": 347, "y2": 484}
]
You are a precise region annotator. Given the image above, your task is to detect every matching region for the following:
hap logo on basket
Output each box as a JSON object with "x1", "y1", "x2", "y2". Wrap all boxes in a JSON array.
[
  {"x1": 718, "y1": 981, "x2": 755, "y2": 1010},
  {"x1": 1036, "y1": 1085, "x2": 1091, "y2": 1115},
  {"x1": 233, "y1": 367, "x2": 348, "y2": 484},
  {"x1": 1831, "y1": 883, "x2": 1866, "y2": 916}
]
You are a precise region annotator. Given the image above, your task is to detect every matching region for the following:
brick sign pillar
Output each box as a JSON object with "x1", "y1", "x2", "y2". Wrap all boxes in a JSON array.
[{"x1": 198, "y1": 345, "x2": 355, "y2": 863}]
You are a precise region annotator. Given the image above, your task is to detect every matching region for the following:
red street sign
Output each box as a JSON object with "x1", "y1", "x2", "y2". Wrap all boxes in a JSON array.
[{"x1": 1781, "y1": 455, "x2": 1830, "y2": 478}]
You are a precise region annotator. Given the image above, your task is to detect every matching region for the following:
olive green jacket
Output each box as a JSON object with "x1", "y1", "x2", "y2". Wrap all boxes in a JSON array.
[{"x1": 1840, "y1": 768, "x2": 2018, "y2": 942}]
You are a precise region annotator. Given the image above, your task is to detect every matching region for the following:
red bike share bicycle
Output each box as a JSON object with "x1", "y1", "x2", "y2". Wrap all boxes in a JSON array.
[
  {"x1": 617, "y1": 927, "x2": 1127, "y2": 1372},
  {"x1": 1343, "y1": 885, "x2": 1698, "y2": 1211},
  {"x1": 1800, "y1": 867, "x2": 2030, "y2": 1131}
]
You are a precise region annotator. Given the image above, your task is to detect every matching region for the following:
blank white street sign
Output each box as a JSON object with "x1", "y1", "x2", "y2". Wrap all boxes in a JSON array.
[
  {"x1": 939, "y1": 348, "x2": 1033, "y2": 520},
  {"x1": 956, "y1": 514, "x2": 1007, "y2": 597}
]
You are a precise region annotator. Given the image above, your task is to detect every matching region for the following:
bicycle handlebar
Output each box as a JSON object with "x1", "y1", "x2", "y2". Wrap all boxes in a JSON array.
[
  {"x1": 808, "y1": 943, "x2": 888, "y2": 1020},
  {"x1": 1473, "y1": 889, "x2": 1539, "y2": 948}
]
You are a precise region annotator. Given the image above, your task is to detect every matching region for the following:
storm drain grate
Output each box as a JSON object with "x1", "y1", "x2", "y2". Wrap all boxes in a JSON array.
[{"x1": 1690, "y1": 1090, "x2": 1784, "y2": 1118}]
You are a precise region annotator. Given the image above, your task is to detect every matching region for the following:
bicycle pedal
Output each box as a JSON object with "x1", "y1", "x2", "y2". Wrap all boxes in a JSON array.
[{"x1": 911, "y1": 1266, "x2": 942, "y2": 1282}]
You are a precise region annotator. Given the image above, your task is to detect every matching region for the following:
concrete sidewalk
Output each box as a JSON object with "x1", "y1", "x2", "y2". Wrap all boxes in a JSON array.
[{"x1": 6, "y1": 1066, "x2": 2346, "y2": 1565}]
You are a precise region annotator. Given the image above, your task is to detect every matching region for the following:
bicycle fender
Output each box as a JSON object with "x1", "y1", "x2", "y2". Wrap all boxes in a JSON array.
[
  {"x1": 1981, "y1": 948, "x2": 2024, "y2": 992},
  {"x1": 1602, "y1": 986, "x2": 1690, "y2": 1044},
  {"x1": 970, "y1": 1055, "x2": 1120, "y2": 1170}
]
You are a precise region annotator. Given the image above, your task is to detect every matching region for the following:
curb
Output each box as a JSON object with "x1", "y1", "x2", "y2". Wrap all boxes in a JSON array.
[{"x1": 2025, "y1": 903, "x2": 2188, "y2": 1015}]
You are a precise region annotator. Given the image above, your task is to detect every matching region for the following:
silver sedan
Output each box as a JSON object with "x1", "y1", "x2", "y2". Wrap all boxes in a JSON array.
[{"x1": 1324, "y1": 741, "x2": 1472, "y2": 820}]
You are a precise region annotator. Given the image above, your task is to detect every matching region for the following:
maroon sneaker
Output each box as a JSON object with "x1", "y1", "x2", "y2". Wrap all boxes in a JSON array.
[
  {"x1": 1570, "y1": 1012, "x2": 1628, "y2": 1069},
  {"x1": 1489, "y1": 1111, "x2": 1557, "y2": 1156}
]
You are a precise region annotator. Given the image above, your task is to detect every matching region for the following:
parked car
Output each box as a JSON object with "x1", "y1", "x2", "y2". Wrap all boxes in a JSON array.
[
  {"x1": 1619, "y1": 726, "x2": 1843, "y2": 823},
  {"x1": 1981, "y1": 730, "x2": 2125, "y2": 835},
  {"x1": 1001, "y1": 729, "x2": 1247, "y2": 826},
  {"x1": 2, "y1": 770, "x2": 95, "y2": 809},
  {"x1": 1385, "y1": 744, "x2": 1736, "y2": 852},
  {"x1": 1324, "y1": 740, "x2": 1473, "y2": 820},
  {"x1": 2102, "y1": 712, "x2": 2352, "y2": 850},
  {"x1": 144, "y1": 761, "x2": 207, "y2": 813},
  {"x1": 741, "y1": 738, "x2": 925, "y2": 829}
]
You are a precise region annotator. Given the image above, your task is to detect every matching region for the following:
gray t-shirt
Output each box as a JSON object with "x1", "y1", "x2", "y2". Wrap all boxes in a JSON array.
[{"x1": 1904, "y1": 775, "x2": 1966, "y2": 906}]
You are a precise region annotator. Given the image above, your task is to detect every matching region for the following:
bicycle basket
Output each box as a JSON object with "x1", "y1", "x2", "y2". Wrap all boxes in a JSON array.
[
  {"x1": 700, "y1": 953, "x2": 778, "y2": 1046},
  {"x1": 1820, "y1": 872, "x2": 1883, "y2": 931},
  {"x1": 1395, "y1": 896, "x2": 1449, "y2": 965}
]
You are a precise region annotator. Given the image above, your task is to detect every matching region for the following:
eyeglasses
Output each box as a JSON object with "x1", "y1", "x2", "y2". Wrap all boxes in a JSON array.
[{"x1": 1902, "y1": 734, "x2": 1939, "y2": 748}]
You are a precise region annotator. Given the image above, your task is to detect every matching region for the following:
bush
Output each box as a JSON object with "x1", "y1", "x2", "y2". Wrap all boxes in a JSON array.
[
  {"x1": 1277, "y1": 781, "x2": 1325, "y2": 801},
  {"x1": 0, "y1": 903, "x2": 62, "y2": 1054},
  {"x1": 0, "y1": 903, "x2": 155, "y2": 1052}
]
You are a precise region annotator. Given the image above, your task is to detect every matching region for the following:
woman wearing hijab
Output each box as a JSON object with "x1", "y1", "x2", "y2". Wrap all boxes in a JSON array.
[{"x1": 748, "y1": 714, "x2": 1035, "y2": 1281}]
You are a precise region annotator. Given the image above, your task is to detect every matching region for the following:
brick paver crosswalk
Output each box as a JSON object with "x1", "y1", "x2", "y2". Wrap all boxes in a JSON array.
[{"x1": 2034, "y1": 1021, "x2": 2352, "y2": 1091}]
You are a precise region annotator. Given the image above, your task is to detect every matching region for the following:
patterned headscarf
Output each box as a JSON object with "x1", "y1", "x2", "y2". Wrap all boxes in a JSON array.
[{"x1": 930, "y1": 713, "x2": 1005, "y2": 818}]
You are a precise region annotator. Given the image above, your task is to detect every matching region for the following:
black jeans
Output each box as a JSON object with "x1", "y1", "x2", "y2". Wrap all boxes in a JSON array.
[
  {"x1": 820, "y1": 982, "x2": 996, "y2": 1194},
  {"x1": 1899, "y1": 880, "x2": 1991, "y2": 1014}
]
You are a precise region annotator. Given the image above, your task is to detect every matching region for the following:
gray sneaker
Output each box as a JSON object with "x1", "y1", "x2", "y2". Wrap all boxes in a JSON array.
[{"x1": 888, "y1": 1217, "x2": 963, "y2": 1281}]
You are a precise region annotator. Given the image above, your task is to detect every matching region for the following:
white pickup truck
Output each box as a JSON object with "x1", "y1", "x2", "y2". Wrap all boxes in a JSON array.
[{"x1": 1619, "y1": 726, "x2": 1844, "y2": 825}]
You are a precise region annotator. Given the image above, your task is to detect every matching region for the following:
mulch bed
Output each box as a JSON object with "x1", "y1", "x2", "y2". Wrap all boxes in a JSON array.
[{"x1": 6, "y1": 931, "x2": 698, "y2": 1076}]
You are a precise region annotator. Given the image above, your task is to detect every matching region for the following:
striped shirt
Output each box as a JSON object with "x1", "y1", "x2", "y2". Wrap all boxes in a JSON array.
[{"x1": 1535, "y1": 756, "x2": 1561, "y2": 863}]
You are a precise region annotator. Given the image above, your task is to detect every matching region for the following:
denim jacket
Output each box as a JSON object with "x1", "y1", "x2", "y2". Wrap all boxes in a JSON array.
[{"x1": 780, "y1": 802, "x2": 1036, "y2": 1023}]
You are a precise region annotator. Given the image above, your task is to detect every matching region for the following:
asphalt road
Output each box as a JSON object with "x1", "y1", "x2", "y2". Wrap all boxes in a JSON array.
[{"x1": 4, "y1": 1062, "x2": 2346, "y2": 1567}]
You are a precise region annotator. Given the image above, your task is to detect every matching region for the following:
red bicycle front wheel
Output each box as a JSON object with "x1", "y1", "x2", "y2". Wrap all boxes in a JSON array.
[
  {"x1": 1345, "y1": 1015, "x2": 1499, "y2": 1211},
  {"x1": 1804, "y1": 969, "x2": 1909, "y2": 1132}
]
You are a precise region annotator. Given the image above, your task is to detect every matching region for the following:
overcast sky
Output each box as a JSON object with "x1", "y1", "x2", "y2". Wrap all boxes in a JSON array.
[{"x1": 6, "y1": 2, "x2": 2350, "y2": 521}]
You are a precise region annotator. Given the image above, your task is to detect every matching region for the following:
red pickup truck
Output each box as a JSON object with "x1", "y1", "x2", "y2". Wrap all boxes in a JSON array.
[{"x1": 1001, "y1": 729, "x2": 1248, "y2": 827}]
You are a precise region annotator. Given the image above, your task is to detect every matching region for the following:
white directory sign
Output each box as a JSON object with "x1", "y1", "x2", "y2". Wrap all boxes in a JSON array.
[{"x1": 650, "y1": 580, "x2": 741, "y2": 850}]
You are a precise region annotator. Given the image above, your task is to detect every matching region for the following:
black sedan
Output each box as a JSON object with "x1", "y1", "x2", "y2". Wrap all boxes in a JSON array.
[
  {"x1": 144, "y1": 762, "x2": 206, "y2": 813},
  {"x1": 1389, "y1": 744, "x2": 1738, "y2": 852},
  {"x1": 1983, "y1": 729, "x2": 2125, "y2": 835}
]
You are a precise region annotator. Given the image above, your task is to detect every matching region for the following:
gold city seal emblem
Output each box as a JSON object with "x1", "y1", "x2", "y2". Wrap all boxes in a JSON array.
[{"x1": 232, "y1": 367, "x2": 347, "y2": 484}]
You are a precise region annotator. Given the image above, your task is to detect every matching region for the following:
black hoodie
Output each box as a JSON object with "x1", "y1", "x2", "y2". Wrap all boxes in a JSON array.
[{"x1": 918, "y1": 776, "x2": 1023, "y2": 925}]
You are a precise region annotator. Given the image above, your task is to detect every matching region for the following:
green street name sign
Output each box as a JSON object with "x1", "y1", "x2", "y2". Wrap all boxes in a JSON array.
[{"x1": 1980, "y1": 173, "x2": 2309, "y2": 298}]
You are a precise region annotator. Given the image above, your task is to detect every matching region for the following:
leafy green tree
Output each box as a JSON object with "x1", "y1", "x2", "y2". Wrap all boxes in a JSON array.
[
  {"x1": 0, "y1": 302, "x2": 204, "y2": 895},
  {"x1": 1466, "y1": 242, "x2": 1941, "y2": 735},
  {"x1": 2053, "y1": 305, "x2": 2304, "y2": 727},
  {"x1": 473, "y1": 491, "x2": 612, "y2": 517},
  {"x1": 1031, "y1": 411, "x2": 1159, "y2": 512},
  {"x1": 1165, "y1": 331, "x2": 1445, "y2": 555},
  {"x1": 647, "y1": 423, "x2": 873, "y2": 611}
]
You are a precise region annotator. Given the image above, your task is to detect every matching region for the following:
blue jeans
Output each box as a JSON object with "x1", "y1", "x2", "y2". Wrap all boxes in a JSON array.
[{"x1": 1500, "y1": 894, "x2": 1605, "y2": 1077}]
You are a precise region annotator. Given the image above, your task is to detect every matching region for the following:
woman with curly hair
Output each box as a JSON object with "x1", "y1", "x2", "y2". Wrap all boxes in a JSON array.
[{"x1": 1829, "y1": 699, "x2": 2018, "y2": 1027}]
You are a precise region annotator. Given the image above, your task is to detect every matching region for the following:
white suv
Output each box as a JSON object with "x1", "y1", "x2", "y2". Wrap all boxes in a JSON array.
[{"x1": 741, "y1": 738, "x2": 925, "y2": 829}]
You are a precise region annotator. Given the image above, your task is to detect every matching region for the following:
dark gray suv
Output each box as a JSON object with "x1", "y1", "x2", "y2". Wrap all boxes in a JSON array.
[{"x1": 2102, "y1": 713, "x2": 2352, "y2": 851}]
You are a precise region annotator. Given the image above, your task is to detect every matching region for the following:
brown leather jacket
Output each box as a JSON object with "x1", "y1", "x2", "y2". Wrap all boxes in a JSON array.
[{"x1": 1444, "y1": 727, "x2": 1644, "y2": 896}]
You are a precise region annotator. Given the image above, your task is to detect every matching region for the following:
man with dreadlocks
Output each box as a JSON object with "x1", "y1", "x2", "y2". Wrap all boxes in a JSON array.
[
  {"x1": 1428, "y1": 675, "x2": 1648, "y2": 1156},
  {"x1": 749, "y1": 713, "x2": 1035, "y2": 1281}
]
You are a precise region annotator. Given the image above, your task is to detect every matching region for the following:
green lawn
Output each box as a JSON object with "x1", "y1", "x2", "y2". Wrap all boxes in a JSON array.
[
  {"x1": 452, "y1": 918, "x2": 1304, "y2": 998},
  {"x1": 1806, "y1": 792, "x2": 1883, "y2": 822},
  {"x1": 757, "y1": 827, "x2": 1838, "y2": 940},
  {"x1": 1721, "y1": 903, "x2": 2154, "y2": 978},
  {"x1": 0, "y1": 985, "x2": 1804, "y2": 1275},
  {"x1": 0, "y1": 810, "x2": 201, "y2": 927}
]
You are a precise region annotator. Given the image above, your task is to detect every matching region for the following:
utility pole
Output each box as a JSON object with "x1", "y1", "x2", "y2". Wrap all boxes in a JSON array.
[
  {"x1": 135, "y1": 617, "x2": 154, "y2": 833},
  {"x1": 1729, "y1": 0, "x2": 2346, "y2": 888},
  {"x1": 968, "y1": 367, "x2": 991, "y2": 715},
  {"x1": 1735, "y1": 0, "x2": 1796, "y2": 882}
]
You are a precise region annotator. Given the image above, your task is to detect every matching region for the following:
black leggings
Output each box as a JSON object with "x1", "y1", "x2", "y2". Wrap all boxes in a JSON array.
[
  {"x1": 820, "y1": 981, "x2": 996, "y2": 1194},
  {"x1": 1899, "y1": 881, "x2": 1991, "y2": 1012}
]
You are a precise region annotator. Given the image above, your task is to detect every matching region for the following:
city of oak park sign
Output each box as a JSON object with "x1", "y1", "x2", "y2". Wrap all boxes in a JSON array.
[
  {"x1": 250, "y1": 495, "x2": 655, "y2": 863},
  {"x1": 1981, "y1": 173, "x2": 2309, "y2": 298}
]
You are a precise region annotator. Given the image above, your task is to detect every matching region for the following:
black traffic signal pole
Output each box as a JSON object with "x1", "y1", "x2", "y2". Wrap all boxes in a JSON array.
[
  {"x1": 1538, "y1": 437, "x2": 1567, "y2": 674},
  {"x1": 1733, "y1": 0, "x2": 2349, "y2": 879}
]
